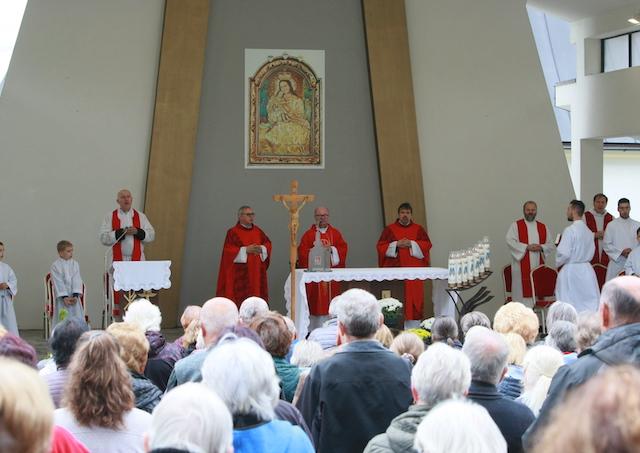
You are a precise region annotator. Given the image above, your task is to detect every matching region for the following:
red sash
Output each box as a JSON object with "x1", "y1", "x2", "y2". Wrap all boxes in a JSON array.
[
  {"x1": 517, "y1": 219, "x2": 546, "y2": 298},
  {"x1": 585, "y1": 211, "x2": 613, "y2": 265},
  {"x1": 111, "y1": 209, "x2": 142, "y2": 262}
]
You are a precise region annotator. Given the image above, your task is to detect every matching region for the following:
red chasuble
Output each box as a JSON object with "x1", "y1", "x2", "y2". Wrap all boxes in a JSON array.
[
  {"x1": 111, "y1": 209, "x2": 142, "y2": 261},
  {"x1": 298, "y1": 224, "x2": 348, "y2": 315},
  {"x1": 584, "y1": 211, "x2": 614, "y2": 266},
  {"x1": 516, "y1": 219, "x2": 547, "y2": 298},
  {"x1": 216, "y1": 223, "x2": 272, "y2": 306},
  {"x1": 376, "y1": 221, "x2": 432, "y2": 320}
]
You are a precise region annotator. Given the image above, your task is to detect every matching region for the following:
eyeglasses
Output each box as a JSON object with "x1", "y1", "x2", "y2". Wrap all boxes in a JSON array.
[{"x1": 242, "y1": 212, "x2": 256, "y2": 216}]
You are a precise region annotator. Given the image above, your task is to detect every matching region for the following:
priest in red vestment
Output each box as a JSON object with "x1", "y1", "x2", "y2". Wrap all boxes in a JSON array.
[
  {"x1": 376, "y1": 202, "x2": 432, "y2": 320},
  {"x1": 216, "y1": 206, "x2": 272, "y2": 305},
  {"x1": 584, "y1": 193, "x2": 614, "y2": 266},
  {"x1": 298, "y1": 207, "x2": 348, "y2": 321}
]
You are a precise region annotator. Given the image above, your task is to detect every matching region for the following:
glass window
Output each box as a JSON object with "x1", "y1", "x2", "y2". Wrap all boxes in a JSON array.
[
  {"x1": 603, "y1": 35, "x2": 629, "y2": 72},
  {"x1": 632, "y1": 32, "x2": 640, "y2": 67}
]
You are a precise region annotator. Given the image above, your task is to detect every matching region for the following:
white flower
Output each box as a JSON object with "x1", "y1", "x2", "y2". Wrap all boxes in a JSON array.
[
  {"x1": 420, "y1": 317, "x2": 435, "y2": 330},
  {"x1": 378, "y1": 298, "x2": 403, "y2": 313}
]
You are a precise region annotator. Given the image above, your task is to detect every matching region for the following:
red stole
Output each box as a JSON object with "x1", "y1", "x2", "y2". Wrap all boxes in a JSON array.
[
  {"x1": 516, "y1": 219, "x2": 546, "y2": 298},
  {"x1": 584, "y1": 211, "x2": 613, "y2": 265},
  {"x1": 298, "y1": 225, "x2": 348, "y2": 315},
  {"x1": 111, "y1": 209, "x2": 142, "y2": 261}
]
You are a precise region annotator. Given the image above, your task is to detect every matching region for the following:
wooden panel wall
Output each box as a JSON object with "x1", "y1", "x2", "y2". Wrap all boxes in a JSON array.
[
  {"x1": 144, "y1": 0, "x2": 210, "y2": 327},
  {"x1": 362, "y1": 0, "x2": 427, "y2": 227}
]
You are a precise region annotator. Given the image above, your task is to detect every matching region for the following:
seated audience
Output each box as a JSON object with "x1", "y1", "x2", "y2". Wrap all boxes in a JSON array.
[
  {"x1": 526, "y1": 277, "x2": 640, "y2": 446},
  {"x1": 251, "y1": 312, "x2": 300, "y2": 402},
  {"x1": 413, "y1": 400, "x2": 507, "y2": 453},
  {"x1": 0, "y1": 330, "x2": 37, "y2": 367},
  {"x1": 517, "y1": 345, "x2": 564, "y2": 416},
  {"x1": 282, "y1": 315, "x2": 299, "y2": 361},
  {"x1": 389, "y1": 331, "x2": 425, "y2": 365},
  {"x1": 0, "y1": 357, "x2": 54, "y2": 453},
  {"x1": 497, "y1": 332, "x2": 527, "y2": 400},
  {"x1": 307, "y1": 296, "x2": 340, "y2": 350},
  {"x1": 54, "y1": 331, "x2": 151, "y2": 453},
  {"x1": 167, "y1": 297, "x2": 238, "y2": 389},
  {"x1": 431, "y1": 316, "x2": 462, "y2": 348},
  {"x1": 297, "y1": 288, "x2": 412, "y2": 453},
  {"x1": 493, "y1": 302, "x2": 539, "y2": 345},
  {"x1": 532, "y1": 365, "x2": 640, "y2": 453},
  {"x1": 364, "y1": 343, "x2": 471, "y2": 453},
  {"x1": 123, "y1": 299, "x2": 184, "y2": 365},
  {"x1": 43, "y1": 318, "x2": 89, "y2": 407},
  {"x1": 462, "y1": 326, "x2": 535, "y2": 453},
  {"x1": 545, "y1": 320, "x2": 578, "y2": 364},
  {"x1": 144, "y1": 382, "x2": 233, "y2": 453},
  {"x1": 107, "y1": 322, "x2": 163, "y2": 413},
  {"x1": 201, "y1": 337, "x2": 314, "y2": 453},
  {"x1": 290, "y1": 340, "x2": 324, "y2": 406},
  {"x1": 545, "y1": 301, "x2": 578, "y2": 329},
  {"x1": 575, "y1": 311, "x2": 602, "y2": 354},
  {"x1": 239, "y1": 296, "x2": 269, "y2": 325},
  {"x1": 459, "y1": 311, "x2": 491, "y2": 338},
  {"x1": 375, "y1": 324, "x2": 394, "y2": 348},
  {"x1": 173, "y1": 305, "x2": 201, "y2": 352}
]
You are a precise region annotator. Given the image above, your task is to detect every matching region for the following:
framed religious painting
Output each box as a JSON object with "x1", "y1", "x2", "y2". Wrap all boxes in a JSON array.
[{"x1": 245, "y1": 49, "x2": 325, "y2": 168}]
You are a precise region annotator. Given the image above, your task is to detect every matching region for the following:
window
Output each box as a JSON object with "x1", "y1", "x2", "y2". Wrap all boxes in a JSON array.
[
  {"x1": 602, "y1": 32, "x2": 640, "y2": 72},
  {"x1": 0, "y1": 0, "x2": 28, "y2": 95}
]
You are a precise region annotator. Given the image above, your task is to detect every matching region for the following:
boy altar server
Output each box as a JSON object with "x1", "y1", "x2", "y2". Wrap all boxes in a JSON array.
[
  {"x1": 0, "y1": 242, "x2": 19, "y2": 335},
  {"x1": 50, "y1": 240, "x2": 84, "y2": 328}
]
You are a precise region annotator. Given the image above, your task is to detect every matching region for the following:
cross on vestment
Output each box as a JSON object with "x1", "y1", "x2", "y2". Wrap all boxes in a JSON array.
[{"x1": 273, "y1": 180, "x2": 315, "y2": 323}]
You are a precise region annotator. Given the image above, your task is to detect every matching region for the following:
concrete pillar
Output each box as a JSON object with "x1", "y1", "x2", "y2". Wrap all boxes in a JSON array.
[{"x1": 570, "y1": 137, "x2": 603, "y2": 200}]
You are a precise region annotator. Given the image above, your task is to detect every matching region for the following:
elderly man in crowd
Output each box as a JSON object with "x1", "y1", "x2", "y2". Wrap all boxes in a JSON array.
[
  {"x1": 364, "y1": 343, "x2": 471, "y2": 453},
  {"x1": 307, "y1": 295, "x2": 341, "y2": 350},
  {"x1": 463, "y1": 327, "x2": 535, "y2": 453},
  {"x1": 526, "y1": 276, "x2": 640, "y2": 445},
  {"x1": 297, "y1": 288, "x2": 412, "y2": 453},
  {"x1": 166, "y1": 297, "x2": 238, "y2": 389},
  {"x1": 239, "y1": 296, "x2": 269, "y2": 325}
]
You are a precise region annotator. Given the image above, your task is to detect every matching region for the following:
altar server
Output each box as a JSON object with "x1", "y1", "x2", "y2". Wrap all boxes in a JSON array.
[
  {"x1": 377, "y1": 202, "x2": 432, "y2": 321},
  {"x1": 555, "y1": 200, "x2": 600, "y2": 312},
  {"x1": 0, "y1": 242, "x2": 18, "y2": 336},
  {"x1": 603, "y1": 198, "x2": 640, "y2": 281},
  {"x1": 624, "y1": 227, "x2": 640, "y2": 277},
  {"x1": 584, "y1": 193, "x2": 613, "y2": 266},
  {"x1": 217, "y1": 205, "x2": 272, "y2": 305},
  {"x1": 298, "y1": 207, "x2": 348, "y2": 326},
  {"x1": 506, "y1": 201, "x2": 555, "y2": 307},
  {"x1": 50, "y1": 240, "x2": 84, "y2": 328}
]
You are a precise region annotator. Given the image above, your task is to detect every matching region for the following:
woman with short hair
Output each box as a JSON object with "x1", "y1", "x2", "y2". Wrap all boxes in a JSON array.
[{"x1": 54, "y1": 331, "x2": 151, "y2": 453}]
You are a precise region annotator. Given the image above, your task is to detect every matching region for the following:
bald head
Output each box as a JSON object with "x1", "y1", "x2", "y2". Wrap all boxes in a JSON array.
[
  {"x1": 117, "y1": 189, "x2": 133, "y2": 212},
  {"x1": 600, "y1": 276, "x2": 640, "y2": 328},
  {"x1": 314, "y1": 206, "x2": 330, "y2": 228},
  {"x1": 200, "y1": 297, "x2": 239, "y2": 346}
]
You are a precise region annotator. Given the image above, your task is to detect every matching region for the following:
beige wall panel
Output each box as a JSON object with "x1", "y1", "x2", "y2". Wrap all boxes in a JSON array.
[{"x1": 145, "y1": 0, "x2": 210, "y2": 327}]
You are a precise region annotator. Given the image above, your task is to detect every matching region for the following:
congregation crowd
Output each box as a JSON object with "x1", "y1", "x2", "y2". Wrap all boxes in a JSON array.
[{"x1": 1, "y1": 273, "x2": 640, "y2": 452}]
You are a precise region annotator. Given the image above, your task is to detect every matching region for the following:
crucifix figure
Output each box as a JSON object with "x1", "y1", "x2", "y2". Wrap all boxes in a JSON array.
[{"x1": 274, "y1": 180, "x2": 315, "y2": 323}]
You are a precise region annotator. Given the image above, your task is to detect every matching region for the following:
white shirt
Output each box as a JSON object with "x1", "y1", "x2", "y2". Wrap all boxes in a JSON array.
[
  {"x1": 603, "y1": 217, "x2": 640, "y2": 280},
  {"x1": 50, "y1": 257, "x2": 83, "y2": 298},
  {"x1": 99, "y1": 208, "x2": 155, "y2": 263},
  {"x1": 0, "y1": 261, "x2": 17, "y2": 300},
  {"x1": 624, "y1": 245, "x2": 640, "y2": 276}
]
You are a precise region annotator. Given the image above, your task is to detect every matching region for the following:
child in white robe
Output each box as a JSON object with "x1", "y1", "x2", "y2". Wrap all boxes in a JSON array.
[
  {"x1": 50, "y1": 240, "x2": 85, "y2": 328},
  {"x1": 0, "y1": 242, "x2": 19, "y2": 336},
  {"x1": 624, "y1": 227, "x2": 640, "y2": 277}
]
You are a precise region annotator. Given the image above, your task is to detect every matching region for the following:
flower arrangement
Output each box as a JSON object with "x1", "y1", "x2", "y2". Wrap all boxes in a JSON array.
[
  {"x1": 379, "y1": 298, "x2": 403, "y2": 328},
  {"x1": 406, "y1": 327, "x2": 431, "y2": 342},
  {"x1": 420, "y1": 317, "x2": 435, "y2": 331}
]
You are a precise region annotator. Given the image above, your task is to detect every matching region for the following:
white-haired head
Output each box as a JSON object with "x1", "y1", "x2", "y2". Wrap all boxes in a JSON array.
[
  {"x1": 123, "y1": 299, "x2": 161, "y2": 332},
  {"x1": 290, "y1": 340, "x2": 324, "y2": 368},
  {"x1": 200, "y1": 297, "x2": 239, "y2": 347},
  {"x1": 201, "y1": 337, "x2": 280, "y2": 421},
  {"x1": 545, "y1": 320, "x2": 577, "y2": 353},
  {"x1": 239, "y1": 297, "x2": 269, "y2": 325},
  {"x1": 414, "y1": 399, "x2": 507, "y2": 453},
  {"x1": 546, "y1": 301, "x2": 578, "y2": 330},
  {"x1": 520, "y1": 345, "x2": 564, "y2": 416},
  {"x1": 462, "y1": 326, "x2": 509, "y2": 385},
  {"x1": 411, "y1": 343, "x2": 471, "y2": 407},
  {"x1": 146, "y1": 383, "x2": 233, "y2": 453},
  {"x1": 328, "y1": 295, "x2": 342, "y2": 318},
  {"x1": 336, "y1": 289, "x2": 382, "y2": 340}
]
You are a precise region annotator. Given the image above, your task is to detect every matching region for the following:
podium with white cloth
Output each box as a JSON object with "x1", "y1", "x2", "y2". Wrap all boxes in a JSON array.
[
  {"x1": 103, "y1": 261, "x2": 172, "y2": 327},
  {"x1": 284, "y1": 267, "x2": 455, "y2": 339}
]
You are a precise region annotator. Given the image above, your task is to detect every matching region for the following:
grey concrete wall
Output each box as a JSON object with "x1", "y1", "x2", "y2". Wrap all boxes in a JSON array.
[{"x1": 181, "y1": 0, "x2": 383, "y2": 312}]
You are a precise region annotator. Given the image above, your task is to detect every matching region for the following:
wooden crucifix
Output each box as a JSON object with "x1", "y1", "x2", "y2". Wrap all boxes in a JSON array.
[{"x1": 274, "y1": 180, "x2": 315, "y2": 323}]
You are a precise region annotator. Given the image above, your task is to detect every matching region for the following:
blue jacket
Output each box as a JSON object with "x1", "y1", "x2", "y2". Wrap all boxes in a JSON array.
[{"x1": 233, "y1": 420, "x2": 314, "y2": 453}]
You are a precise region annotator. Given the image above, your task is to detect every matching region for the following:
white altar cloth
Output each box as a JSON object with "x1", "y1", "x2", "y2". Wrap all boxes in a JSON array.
[
  {"x1": 113, "y1": 261, "x2": 172, "y2": 292},
  {"x1": 284, "y1": 267, "x2": 454, "y2": 339}
]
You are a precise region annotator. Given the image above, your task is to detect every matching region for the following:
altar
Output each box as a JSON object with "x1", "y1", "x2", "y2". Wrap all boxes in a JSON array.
[{"x1": 284, "y1": 267, "x2": 455, "y2": 339}]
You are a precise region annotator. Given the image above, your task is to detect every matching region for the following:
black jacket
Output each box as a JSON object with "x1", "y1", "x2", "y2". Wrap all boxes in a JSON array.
[
  {"x1": 296, "y1": 340, "x2": 412, "y2": 453},
  {"x1": 467, "y1": 380, "x2": 534, "y2": 453},
  {"x1": 524, "y1": 322, "x2": 640, "y2": 448}
]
